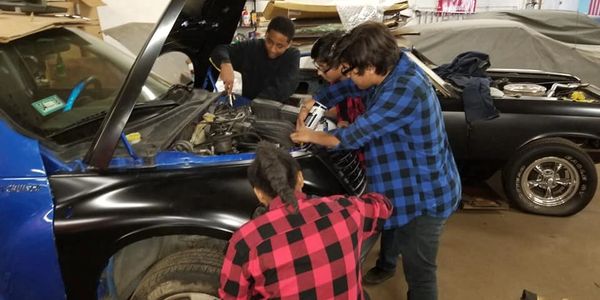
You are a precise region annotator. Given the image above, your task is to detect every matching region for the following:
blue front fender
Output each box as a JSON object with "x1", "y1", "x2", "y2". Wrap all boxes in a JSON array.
[{"x1": 0, "y1": 121, "x2": 66, "y2": 300}]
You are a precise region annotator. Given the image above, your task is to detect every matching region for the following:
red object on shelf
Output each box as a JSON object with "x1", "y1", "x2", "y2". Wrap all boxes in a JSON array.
[{"x1": 436, "y1": 0, "x2": 477, "y2": 13}]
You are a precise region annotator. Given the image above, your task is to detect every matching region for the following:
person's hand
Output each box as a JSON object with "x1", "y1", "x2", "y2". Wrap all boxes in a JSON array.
[
  {"x1": 291, "y1": 118, "x2": 315, "y2": 144},
  {"x1": 292, "y1": 116, "x2": 341, "y2": 148},
  {"x1": 297, "y1": 98, "x2": 316, "y2": 125},
  {"x1": 296, "y1": 113, "x2": 306, "y2": 131},
  {"x1": 219, "y1": 63, "x2": 235, "y2": 95},
  {"x1": 291, "y1": 126, "x2": 315, "y2": 144}
]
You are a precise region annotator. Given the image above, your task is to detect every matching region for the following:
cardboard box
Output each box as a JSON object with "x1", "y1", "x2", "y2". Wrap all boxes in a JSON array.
[
  {"x1": 263, "y1": 0, "x2": 408, "y2": 20},
  {"x1": 47, "y1": 0, "x2": 105, "y2": 20},
  {"x1": 47, "y1": 1, "x2": 75, "y2": 14},
  {"x1": 263, "y1": 1, "x2": 337, "y2": 20},
  {"x1": 76, "y1": 0, "x2": 105, "y2": 20},
  {"x1": 0, "y1": 13, "x2": 90, "y2": 43},
  {"x1": 78, "y1": 24, "x2": 102, "y2": 37},
  {"x1": 48, "y1": 0, "x2": 105, "y2": 38}
]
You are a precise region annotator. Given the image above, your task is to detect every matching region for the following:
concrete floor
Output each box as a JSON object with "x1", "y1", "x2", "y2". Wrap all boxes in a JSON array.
[{"x1": 363, "y1": 168, "x2": 600, "y2": 300}]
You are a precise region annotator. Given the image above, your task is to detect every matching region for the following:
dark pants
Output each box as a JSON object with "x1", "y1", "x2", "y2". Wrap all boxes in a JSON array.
[{"x1": 376, "y1": 215, "x2": 447, "y2": 300}]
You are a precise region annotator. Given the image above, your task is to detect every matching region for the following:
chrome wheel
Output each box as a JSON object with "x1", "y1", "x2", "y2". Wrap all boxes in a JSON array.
[
  {"x1": 520, "y1": 156, "x2": 579, "y2": 207},
  {"x1": 503, "y1": 138, "x2": 596, "y2": 216}
]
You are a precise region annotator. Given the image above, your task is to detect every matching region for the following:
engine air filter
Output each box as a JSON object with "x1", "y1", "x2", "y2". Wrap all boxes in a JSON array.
[{"x1": 503, "y1": 83, "x2": 547, "y2": 97}]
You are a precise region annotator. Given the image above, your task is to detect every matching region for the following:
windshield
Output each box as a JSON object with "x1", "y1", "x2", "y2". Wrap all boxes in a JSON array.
[{"x1": 0, "y1": 27, "x2": 171, "y2": 145}]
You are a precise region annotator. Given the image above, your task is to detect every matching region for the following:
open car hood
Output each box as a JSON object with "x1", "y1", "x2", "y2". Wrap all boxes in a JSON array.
[{"x1": 84, "y1": 0, "x2": 245, "y2": 169}]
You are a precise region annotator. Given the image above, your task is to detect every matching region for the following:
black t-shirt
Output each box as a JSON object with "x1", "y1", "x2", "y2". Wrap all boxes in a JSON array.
[{"x1": 210, "y1": 39, "x2": 300, "y2": 102}]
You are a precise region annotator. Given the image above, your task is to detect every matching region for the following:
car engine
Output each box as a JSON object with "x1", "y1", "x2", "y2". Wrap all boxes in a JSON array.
[
  {"x1": 489, "y1": 73, "x2": 600, "y2": 102},
  {"x1": 170, "y1": 98, "x2": 305, "y2": 155}
]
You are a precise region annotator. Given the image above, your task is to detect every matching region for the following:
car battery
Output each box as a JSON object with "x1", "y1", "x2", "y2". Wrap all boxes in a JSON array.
[
  {"x1": 250, "y1": 98, "x2": 283, "y2": 120},
  {"x1": 280, "y1": 105, "x2": 300, "y2": 124}
]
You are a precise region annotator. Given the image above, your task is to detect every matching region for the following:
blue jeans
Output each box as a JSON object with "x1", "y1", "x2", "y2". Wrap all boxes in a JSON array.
[{"x1": 376, "y1": 215, "x2": 447, "y2": 300}]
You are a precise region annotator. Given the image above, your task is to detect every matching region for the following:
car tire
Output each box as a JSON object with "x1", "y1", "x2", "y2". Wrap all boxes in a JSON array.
[
  {"x1": 131, "y1": 248, "x2": 224, "y2": 300},
  {"x1": 502, "y1": 138, "x2": 597, "y2": 216}
]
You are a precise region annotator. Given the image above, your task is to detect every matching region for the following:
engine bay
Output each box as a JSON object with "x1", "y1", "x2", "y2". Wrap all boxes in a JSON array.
[
  {"x1": 170, "y1": 98, "x2": 304, "y2": 155},
  {"x1": 488, "y1": 72, "x2": 600, "y2": 102}
]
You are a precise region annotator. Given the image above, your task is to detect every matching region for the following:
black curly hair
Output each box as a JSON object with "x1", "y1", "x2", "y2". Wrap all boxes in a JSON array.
[
  {"x1": 247, "y1": 141, "x2": 301, "y2": 211},
  {"x1": 267, "y1": 16, "x2": 296, "y2": 42},
  {"x1": 310, "y1": 31, "x2": 344, "y2": 66}
]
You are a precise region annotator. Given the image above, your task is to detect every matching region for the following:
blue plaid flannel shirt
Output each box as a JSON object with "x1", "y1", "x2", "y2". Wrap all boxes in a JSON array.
[{"x1": 314, "y1": 52, "x2": 461, "y2": 228}]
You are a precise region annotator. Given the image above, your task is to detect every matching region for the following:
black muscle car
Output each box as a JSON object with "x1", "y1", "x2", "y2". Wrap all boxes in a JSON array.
[{"x1": 408, "y1": 52, "x2": 600, "y2": 217}]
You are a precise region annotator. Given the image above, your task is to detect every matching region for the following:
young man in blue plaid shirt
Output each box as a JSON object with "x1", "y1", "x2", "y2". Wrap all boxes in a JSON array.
[{"x1": 291, "y1": 22, "x2": 461, "y2": 300}]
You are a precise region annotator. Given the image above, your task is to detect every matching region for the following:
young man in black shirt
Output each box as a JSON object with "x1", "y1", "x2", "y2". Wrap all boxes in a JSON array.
[{"x1": 210, "y1": 16, "x2": 300, "y2": 103}]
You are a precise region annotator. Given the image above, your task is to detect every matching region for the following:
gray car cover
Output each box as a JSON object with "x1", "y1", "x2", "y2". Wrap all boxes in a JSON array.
[
  {"x1": 404, "y1": 12, "x2": 600, "y2": 87},
  {"x1": 468, "y1": 10, "x2": 600, "y2": 45}
]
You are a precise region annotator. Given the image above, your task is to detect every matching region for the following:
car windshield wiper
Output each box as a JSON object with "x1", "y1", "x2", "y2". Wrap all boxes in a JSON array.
[
  {"x1": 155, "y1": 82, "x2": 194, "y2": 103},
  {"x1": 46, "y1": 84, "x2": 194, "y2": 138},
  {"x1": 45, "y1": 111, "x2": 107, "y2": 138},
  {"x1": 46, "y1": 99, "x2": 180, "y2": 139}
]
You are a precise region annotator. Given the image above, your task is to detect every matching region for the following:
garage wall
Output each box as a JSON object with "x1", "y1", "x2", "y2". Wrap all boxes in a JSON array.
[
  {"x1": 97, "y1": 0, "x2": 188, "y2": 84},
  {"x1": 476, "y1": 0, "x2": 523, "y2": 10},
  {"x1": 412, "y1": 0, "x2": 523, "y2": 11},
  {"x1": 541, "y1": 0, "x2": 580, "y2": 11},
  {"x1": 97, "y1": 0, "x2": 169, "y2": 30},
  {"x1": 97, "y1": 0, "x2": 169, "y2": 54}
]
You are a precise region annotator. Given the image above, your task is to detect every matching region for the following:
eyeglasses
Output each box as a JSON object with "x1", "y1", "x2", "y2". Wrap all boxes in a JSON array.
[
  {"x1": 313, "y1": 61, "x2": 332, "y2": 74},
  {"x1": 341, "y1": 65, "x2": 356, "y2": 76}
]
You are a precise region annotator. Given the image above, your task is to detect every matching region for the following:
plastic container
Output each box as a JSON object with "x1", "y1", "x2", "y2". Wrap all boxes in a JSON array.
[{"x1": 241, "y1": 7, "x2": 251, "y2": 27}]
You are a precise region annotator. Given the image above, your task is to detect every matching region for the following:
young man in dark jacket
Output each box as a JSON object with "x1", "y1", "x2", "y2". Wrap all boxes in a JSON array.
[
  {"x1": 291, "y1": 22, "x2": 461, "y2": 300},
  {"x1": 210, "y1": 16, "x2": 300, "y2": 103}
]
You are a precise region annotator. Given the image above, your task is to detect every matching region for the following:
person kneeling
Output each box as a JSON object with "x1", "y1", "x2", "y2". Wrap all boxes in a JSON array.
[{"x1": 219, "y1": 141, "x2": 392, "y2": 299}]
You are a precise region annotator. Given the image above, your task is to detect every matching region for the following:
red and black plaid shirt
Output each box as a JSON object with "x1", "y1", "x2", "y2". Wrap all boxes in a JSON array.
[
  {"x1": 219, "y1": 192, "x2": 392, "y2": 299},
  {"x1": 336, "y1": 96, "x2": 365, "y2": 125},
  {"x1": 336, "y1": 96, "x2": 366, "y2": 167}
]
